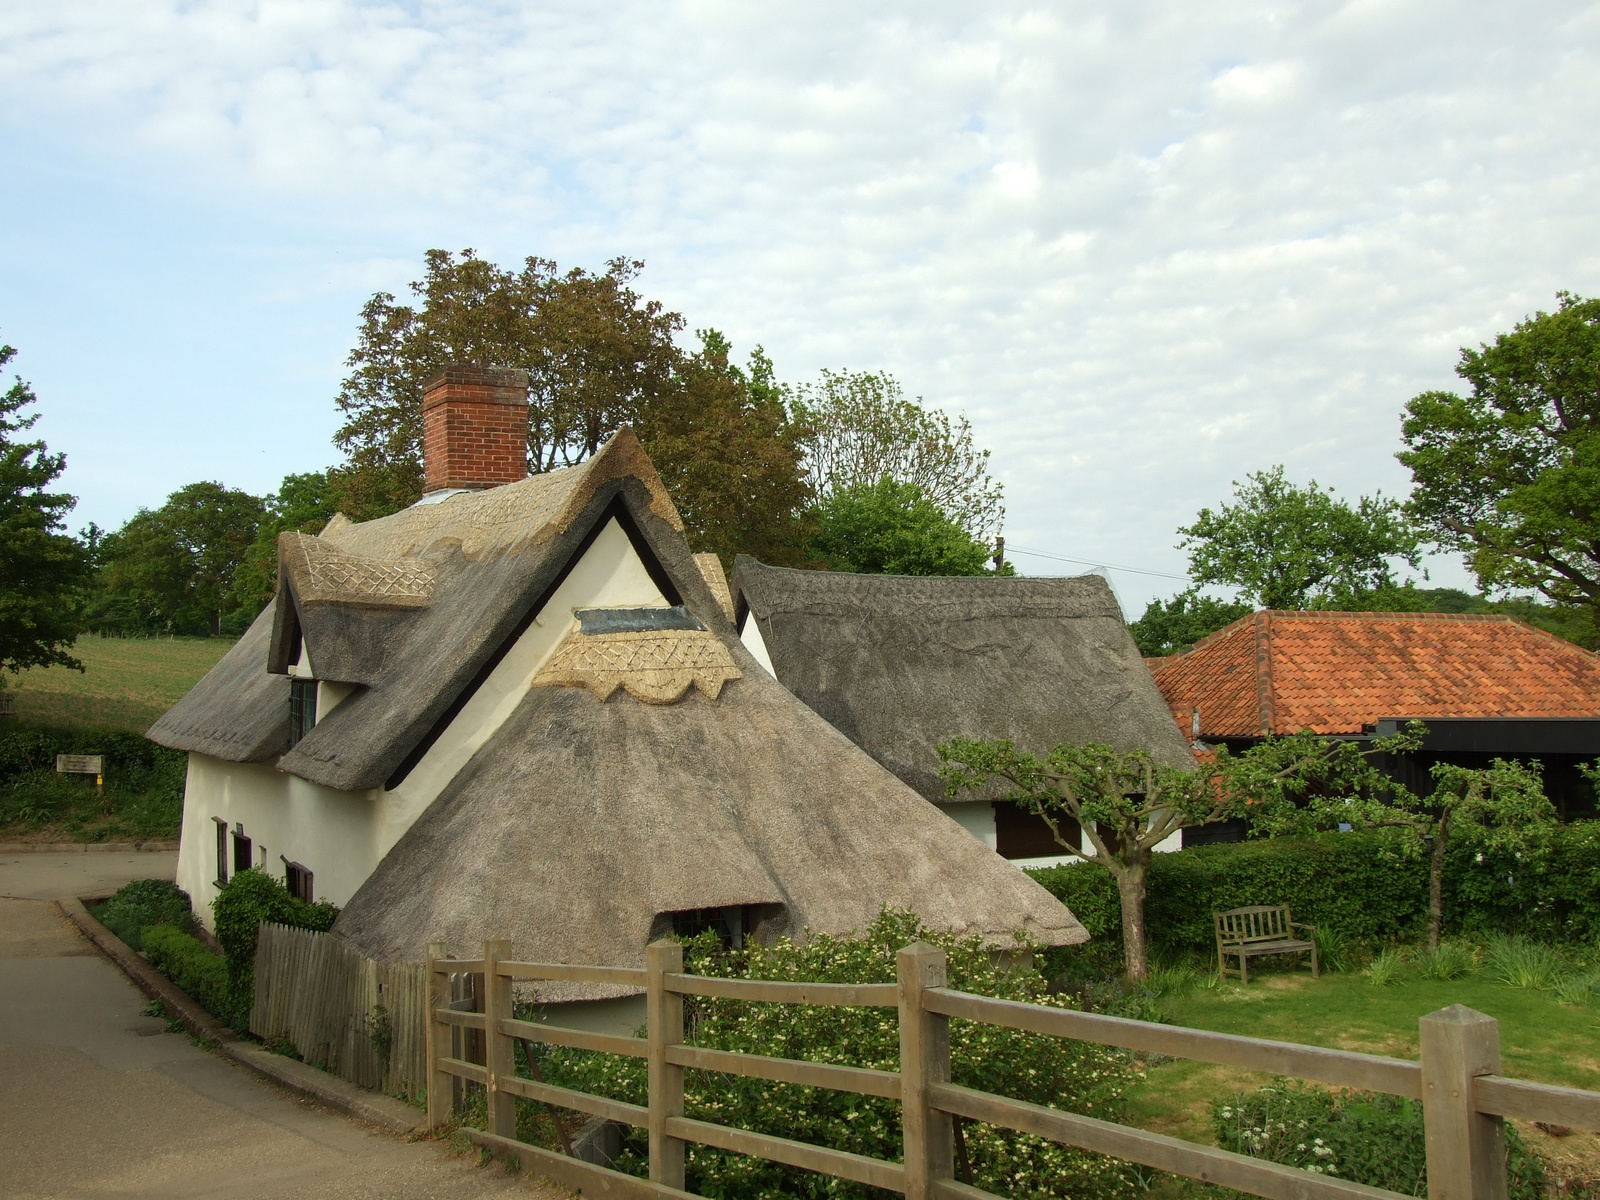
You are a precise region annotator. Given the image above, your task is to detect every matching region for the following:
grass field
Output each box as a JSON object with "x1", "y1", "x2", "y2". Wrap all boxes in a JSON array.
[
  {"x1": 4, "y1": 635, "x2": 235, "y2": 731},
  {"x1": 1129, "y1": 958, "x2": 1600, "y2": 1191}
]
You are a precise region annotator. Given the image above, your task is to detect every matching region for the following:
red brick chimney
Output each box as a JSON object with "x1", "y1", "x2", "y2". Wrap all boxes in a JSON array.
[{"x1": 420, "y1": 366, "x2": 530, "y2": 493}]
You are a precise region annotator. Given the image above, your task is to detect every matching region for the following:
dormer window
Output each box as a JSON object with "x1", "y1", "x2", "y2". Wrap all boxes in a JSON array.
[{"x1": 289, "y1": 679, "x2": 318, "y2": 747}]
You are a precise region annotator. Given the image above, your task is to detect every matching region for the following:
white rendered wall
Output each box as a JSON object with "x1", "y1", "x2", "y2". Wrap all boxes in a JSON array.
[
  {"x1": 176, "y1": 517, "x2": 669, "y2": 925},
  {"x1": 944, "y1": 801, "x2": 997, "y2": 850},
  {"x1": 739, "y1": 617, "x2": 776, "y2": 677}
]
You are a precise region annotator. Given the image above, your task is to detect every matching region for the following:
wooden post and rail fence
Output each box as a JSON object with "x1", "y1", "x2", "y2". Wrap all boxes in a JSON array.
[{"x1": 423, "y1": 938, "x2": 1600, "y2": 1200}]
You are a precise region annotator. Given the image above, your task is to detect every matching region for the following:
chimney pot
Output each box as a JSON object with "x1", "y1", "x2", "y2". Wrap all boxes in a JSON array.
[{"x1": 420, "y1": 366, "x2": 530, "y2": 493}]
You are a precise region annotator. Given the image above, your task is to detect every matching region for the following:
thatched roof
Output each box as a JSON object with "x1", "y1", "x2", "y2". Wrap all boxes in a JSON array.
[
  {"x1": 331, "y1": 624, "x2": 1086, "y2": 997},
  {"x1": 730, "y1": 560, "x2": 1197, "y2": 803},
  {"x1": 152, "y1": 429, "x2": 1087, "y2": 987}
]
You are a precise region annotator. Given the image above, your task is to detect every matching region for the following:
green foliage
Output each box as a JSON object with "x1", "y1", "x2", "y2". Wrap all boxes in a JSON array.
[
  {"x1": 1399, "y1": 291, "x2": 1600, "y2": 619},
  {"x1": 0, "y1": 341, "x2": 92, "y2": 677},
  {"x1": 0, "y1": 723, "x2": 186, "y2": 839},
  {"x1": 225, "y1": 471, "x2": 339, "y2": 630},
  {"x1": 95, "y1": 878, "x2": 195, "y2": 952},
  {"x1": 1485, "y1": 935, "x2": 1567, "y2": 990},
  {"x1": 1032, "y1": 823, "x2": 1600, "y2": 974},
  {"x1": 1311, "y1": 925, "x2": 1351, "y2": 974},
  {"x1": 534, "y1": 909, "x2": 1145, "y2": 1200},
  {"x1": 790, "y1": 368, "x2": 1005, "y2": 543},
  {"x1": 1127, "y1": 589, "x2": 1252, "y2": 656},
  {"x1": 1365, "y1": 947, "x2": 1403, "y2": 987},
  {"x1": 1415, "y1": 940, "x2": 1476, "y2": 981},
  {"x1": 808, "y1": 477, "x2": 998, "y2": 576},
  {"x1": 212, "y1": 869, "x2": 339, "y2": 1026},
  {"x1": 142, "y1": 924, "x2": 235, "y2": 1024},
  {"x1": 1179, "y1": 465, "x2": 1420, "y2": 610},
  {"x1": 88, "y1": 481, "x2": 266, "y2": 637},
  {"x1": 1214, "y1": 1082, "x2": 1544, "y2": 1198}
]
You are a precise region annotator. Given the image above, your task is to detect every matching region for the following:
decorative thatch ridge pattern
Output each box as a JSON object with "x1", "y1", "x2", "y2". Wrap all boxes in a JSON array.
[
  {"x1": 534, "y1": 628, "x2": 742, "y2": 704},
  {"x1": 279, "y1": 533, "x2": 435, "y2": 609}
]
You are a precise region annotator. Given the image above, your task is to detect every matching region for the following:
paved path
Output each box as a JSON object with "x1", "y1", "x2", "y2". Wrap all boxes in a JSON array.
[{"x1": 0, "y1": 855, "x2": 556, "y2": 1199}]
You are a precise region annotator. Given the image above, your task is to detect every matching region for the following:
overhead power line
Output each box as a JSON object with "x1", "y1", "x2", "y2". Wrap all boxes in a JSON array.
[{"x1": 1006, "y1": 545, "x2": 1190, "y2": 581}]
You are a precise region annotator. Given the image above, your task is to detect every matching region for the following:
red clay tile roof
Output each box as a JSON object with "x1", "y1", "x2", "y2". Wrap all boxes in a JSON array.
[{"x1": 1151, "y1": 611, "x2": 1600, "y2": 737}]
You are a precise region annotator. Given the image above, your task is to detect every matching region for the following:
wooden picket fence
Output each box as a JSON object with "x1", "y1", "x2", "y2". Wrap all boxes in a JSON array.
[
  {"x1": 428, "y1": 937, "x2": 1600, "y2": 1200},
  {"x1": 250, "y1": 923, "x2": 428, "y2": 1097}
]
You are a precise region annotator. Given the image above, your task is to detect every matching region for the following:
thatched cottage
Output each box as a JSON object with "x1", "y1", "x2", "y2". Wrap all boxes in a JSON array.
[
  {"x1": 150, "y1": 367, "x2": 1085, "y2": 1020},
  {"x1": 729, "y1": 559, "x2": 1196, "y2": 862}
]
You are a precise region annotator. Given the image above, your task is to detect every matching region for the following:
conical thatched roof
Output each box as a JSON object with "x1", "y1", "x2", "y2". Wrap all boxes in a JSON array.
[{"x1": 730, "y1": 560, "x2": 1197, "y2": 804}]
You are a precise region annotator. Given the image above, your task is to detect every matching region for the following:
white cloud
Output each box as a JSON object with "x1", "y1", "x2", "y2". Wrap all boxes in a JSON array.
[{"x1": 1, "y1": 0, "x2": 1597, "y2": 605}]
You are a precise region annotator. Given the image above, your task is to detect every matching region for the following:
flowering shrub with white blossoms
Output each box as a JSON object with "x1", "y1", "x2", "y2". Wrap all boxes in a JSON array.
[
  {"x1": 533, "y1": 908, "x2": 1147, "y2": 1200},
  {"x1": 1215, "y1": 1082, "x2": 1545, "y2": 1199}
]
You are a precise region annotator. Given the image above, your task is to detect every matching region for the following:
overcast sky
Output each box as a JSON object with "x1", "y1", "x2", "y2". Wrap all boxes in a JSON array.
[{"x1": 2, "y1": 0, "x2": 1597, "y2": 611}]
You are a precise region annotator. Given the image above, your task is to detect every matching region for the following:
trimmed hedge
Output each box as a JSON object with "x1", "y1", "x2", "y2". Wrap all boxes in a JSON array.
[
  {"x1": 1030, "y1": 823, "x2": 1600, "y2": 966},
  {"x1": 143, "y1": 924, "x2": 235, "y2": 1024},
  {"x1": 0, "y1": 723, "x2": 186, "y2": 839}
]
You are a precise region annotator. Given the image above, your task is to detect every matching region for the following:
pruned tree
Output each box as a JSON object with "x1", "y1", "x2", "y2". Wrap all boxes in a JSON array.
[{"x1": 791, "y1": 369, "x2": 1004, "y2": 543}]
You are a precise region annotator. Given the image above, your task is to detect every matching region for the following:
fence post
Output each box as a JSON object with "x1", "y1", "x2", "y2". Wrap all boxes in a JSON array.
[
  {"x1": 646, "y1": 939, "x2": 686, "y2": 1189},
  {"x1": 1420, "y1": 1005, "x2": 1508, "y2": 1200},
  {"x1": 424, "y1": 941, "x2": 449, "y2": 1131},
  {"x1": 483, "y1": 938, "x2": 516, "y2": 1142},
  {"x1": 899, "y1": 942, "x2": 953, "y2": 1200}
]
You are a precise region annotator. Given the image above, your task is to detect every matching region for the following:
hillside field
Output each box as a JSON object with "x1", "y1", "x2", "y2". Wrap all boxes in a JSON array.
[{"x1": 5, "y1": 635, "x2": 235, "y2": 732}]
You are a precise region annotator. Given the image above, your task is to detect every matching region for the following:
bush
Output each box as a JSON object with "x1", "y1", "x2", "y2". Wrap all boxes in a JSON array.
[
  {"x1": 0, "y1": 723, "x2": 186, "y2": 840},
  {"x1": 143, "y1": 924, "x2": 235, "y2": 1025},
  {"x1": 94, "y1": 878, "x2": 195, "y2": 952},
  {"x1": 1215, "y1": 1082, "x2": 1544, "y2": 1199},
  {"x1": 1485, "y1": 935, "x2": 1567, "y2": 990},
  {"x1": 1416, "y1": 940, "x2": 1476, "y2": 981},
  {"x1": 535, "y1": 909, "x2": 1147, "y2": 1200},
  {"x1": 1030, "y1": 822, "x2": 1600, "y2": 971},
  {"x1": 212, "y1": 869, "x2": 338, "y2": 1024}
]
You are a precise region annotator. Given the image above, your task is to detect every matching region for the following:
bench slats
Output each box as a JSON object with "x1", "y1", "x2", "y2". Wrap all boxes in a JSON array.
[{"x1": 1214, "y1": 905, "x2": 1318, "y2": 984}]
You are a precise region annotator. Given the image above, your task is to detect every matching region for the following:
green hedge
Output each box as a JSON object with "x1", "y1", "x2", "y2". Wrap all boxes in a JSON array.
[
  {"x1": 1030, "y1": 823, "x2": 1600, "y2": 966},
  {"x1": 143, "y1": 924, "x2": 235, "y2": 1025},
  {"x1": 93, "y1": 878, "x2": 195, "y2": 952},
  {"x1": 0, "y1": 723, "x2": 186, "y2": 839}
]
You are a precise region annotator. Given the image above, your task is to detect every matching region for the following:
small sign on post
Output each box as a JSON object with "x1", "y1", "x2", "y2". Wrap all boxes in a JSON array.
[{"x1": 56, "y1": 754, "x2": 104, "y2": 789}]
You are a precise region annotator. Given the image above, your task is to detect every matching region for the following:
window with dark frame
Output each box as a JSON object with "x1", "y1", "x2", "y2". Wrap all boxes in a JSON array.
[
  {"x1": 667, "y1": 906, "x2": 747, "y2": 949},
  {"x1": 993, "y1": 801, "x2": 1079, "y2": 859},
  {"x1": 283, "y1": 859, "x2": 313, "y2": 904},
  {"x1": 213, "y1": 817, "x2": 229, "y2": 886},
  {"x1": 232, "y1": 825, "x2": 253, "y2": 878},
  {"x1": 289, "y1": 679, "x2": 318, "y2": 747}
]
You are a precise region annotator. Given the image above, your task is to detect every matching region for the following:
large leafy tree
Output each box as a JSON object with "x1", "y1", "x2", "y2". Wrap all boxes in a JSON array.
[
  {"x1": 1399, "y1": 292, "x2": 1600, "y2": 620},
  {"x1": 1179, "y1": 465, "x2": 1420, "y2": 609},
  {"x1": 791, "y1": 368, "x2": 1005, "y2": 543},
  {"x1": 329, "y1": 250, "x2": 811, "y2": 565},
  {"x1": 808, "y1": 477, "x2": 999, "y2": 576},
  {"x1": 93, "y1": 483, "x2": 265, "y2": 636},
  {"x1": 0, "y1": 343, "x2": 91, "y2": 677}
]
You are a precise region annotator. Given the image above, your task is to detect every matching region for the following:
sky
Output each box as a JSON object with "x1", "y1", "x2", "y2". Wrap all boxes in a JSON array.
[{"x1": 2, "y1": 0, "x2": 1597, "y2": 612}]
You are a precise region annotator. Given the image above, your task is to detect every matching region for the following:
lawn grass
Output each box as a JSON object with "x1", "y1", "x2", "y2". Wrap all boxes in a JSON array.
[
  {"x1": 1127, "y1": 955, "x2": 1600, "y2": 1192},
  {"x1": 4, "y1": 634, "x2": 234, "y2": 732}
]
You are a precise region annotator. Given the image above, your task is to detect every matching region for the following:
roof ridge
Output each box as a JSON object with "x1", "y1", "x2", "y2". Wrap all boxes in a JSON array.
[
  {"x1": 1254, "y1": 611, "x2": 1275, "y2": 736},
  {"x1": 1258, "y1": 609, "x2": 1520, "y2": 623}
]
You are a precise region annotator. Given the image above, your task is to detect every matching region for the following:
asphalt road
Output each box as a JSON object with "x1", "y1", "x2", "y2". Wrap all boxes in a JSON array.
[{"x1": 0, "y1": 853, "x2": 555, "y2": 1199}]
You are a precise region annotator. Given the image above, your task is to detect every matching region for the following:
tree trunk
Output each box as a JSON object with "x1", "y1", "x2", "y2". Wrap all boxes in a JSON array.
[
  {"x1": 1116, "y1": 859, "x2": 1151, "y2": 981},
  {"x1": 1427, "y1": 812, "x2": 1450, "y2": 954}
]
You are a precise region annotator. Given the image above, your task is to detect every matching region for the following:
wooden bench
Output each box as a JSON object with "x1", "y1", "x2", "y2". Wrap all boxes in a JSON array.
[{"x1": 1214, "y1": 905, "x2": 1318, "y2": 984}]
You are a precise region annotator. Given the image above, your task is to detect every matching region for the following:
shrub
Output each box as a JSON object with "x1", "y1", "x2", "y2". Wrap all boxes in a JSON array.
[
  {"x1": 212, "y1": 869, "x2": 338, "y2": 1025},
  {"x1": 143, "y1": 924, "x2": 234, "y2": 1025},
  {"x1": 1416, "y1": 940, "x2": 1476, "y2": 982},
  {"x1": 1031, "y1": 821, "x2": 1600, "y2": 972},
  {"x1": 535, "y1": 909, "x2": 1147, "y2": 1200},
  {"x1": 0, "y1": 723, "x2": 186, "y2": 839},
  {"x1": 1215, "y1": 1082, "x2": 1544, "y2": 1199},
  {"x1": 95, "y1": 878, "x2": 195, "y2": 952},
  {"x1": 1366, "y1": 948, "x2": 1403, "y2": 987},
  {"x1": 1312, "y1": 925, "x2": 1351, "y2": 974},
  {"x1": 1485, "y1": 935, "x2": 1566, "y2": 990}
]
